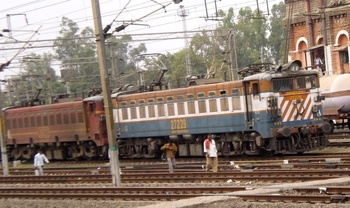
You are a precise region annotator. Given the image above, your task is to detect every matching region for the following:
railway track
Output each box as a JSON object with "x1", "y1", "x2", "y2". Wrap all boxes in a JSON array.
[
  {"x1": 0, "y1": 186, "x2": 243, "y2": 200},
  {"x1": 1, "y1": 170, "x2": 350, "y2": 184}
]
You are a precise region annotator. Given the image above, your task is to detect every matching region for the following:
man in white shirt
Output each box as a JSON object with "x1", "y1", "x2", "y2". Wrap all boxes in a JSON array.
[
  {"x1": 203, "y1": 134, "x2": 218, "y2": 172},
  {"x1": 34, "y1": 149, "x2": 49, "y2": 176}
]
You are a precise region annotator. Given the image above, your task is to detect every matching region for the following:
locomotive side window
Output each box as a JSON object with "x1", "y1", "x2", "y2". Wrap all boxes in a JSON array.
[
  {"x1": 187, "y1": 94, "x2": 195, "y2": 114},
  {"x1": 167, "y1": 96, "x2": 175, "y2": 116},
  {"x1": 220, "y1": 90, "x2": 229, "y2": 111},
  {"x1": 49, "y1": 112, "x2": 55, "y2": 126},
  {"x1": 197, "y1": 92, "x2": 206, "y2": 113},
  {"x1": 6, "y1": 116, "x2": 11, "y2": 129},
  {"x1": 296, "y1": 76, "x2": 317, "y2": 89},
  {"x1": 24, "y1": 114, "x2": 29, "y2": 128},
  {"x1": 157, "y1": 97, "x2": 165, "y2": 117},
  {"x1": 177, "y1": 95, "x2": 185, "y2": 115},
  {"x1": 130, "y1": 100, "x2": 137, "y2": 119},
  {"x1": 208, "y1": 91, "x2": 217, "y2": 112},
  {"x1": 12, "y1": 115, "x2": 17, "y2": 129},
  {"x1": 70, "y1": 110, "x2": 76, "y2": 124},
  {"x1": 148, "y1": 98, "x2": 155, "y2": 118},
  {"x1": 121, "y1": 101, "x2": 128, "y2": 120},
  {"x1": 36, "y1": 113, "x2": 42, "y2": 127},
  {"x1": 272, "y1": 78, "x2": 294, "y2": 92},
  {"x1": 63, "y1": 110, "x2": 69, "y2": 124},
  {"x1": 43, "y1": 112, "x2": 49, "y2": 126},
  {"x1": 30, "y1": 113, "x2": 35, "y2": 127},
  {"x1": 232, "y1": 88, "x2": 241, "y2": 110},
  {"x1": 139, "y1": 99, "x2": 146, "y2": 119},
  {"x1": 77, "y1": 109, "x2": 84, "y2": 123},
  {"x1": 18, "y1": 115, "x2": 23, "y2": 128},
  {"x1": 56, "y1": 111, "x2": 62, "y2": 125}
]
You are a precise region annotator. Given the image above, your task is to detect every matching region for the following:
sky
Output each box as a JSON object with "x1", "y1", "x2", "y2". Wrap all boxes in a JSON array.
[{"x1": 0, "y1": 0, "x2": 282, "y2": 80}]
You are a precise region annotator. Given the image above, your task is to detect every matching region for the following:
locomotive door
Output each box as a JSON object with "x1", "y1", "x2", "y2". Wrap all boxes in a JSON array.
[{"x1": 243, "y1": 80, "x2": 255, "y2": 127}]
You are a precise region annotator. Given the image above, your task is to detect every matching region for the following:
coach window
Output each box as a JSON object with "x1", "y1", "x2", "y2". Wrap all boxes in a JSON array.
[
  {"x1": 63, "y1": 110, "x2": 69, "y2": 124},
  {"x1": 157, "y1": 97, "x2": 165, "y2": 117},
  {"x1": 77, "y1": 109, "x2": 84, "y2": 123},
  {"x1": 49, "y1": 112, "x2": 55, "y2": 126},
  {"x1": 56, "y1": 111, "x2": 62, "y2": 125},
  {"x1": 187, "y1": 94, "x2": 195, "y2": 114},
  {"x1": 30, "y1": 113, "x2": 35, "y2": 127},
  {"x1": 198, "y1": 92, "x2": 206, "y2": 113},
  {"x1": 232, "y1": 89, "x2": 241, "y2": 110},
  {"x1": 148, "y1": 98, "x2": 155, "y2": 118},
  {"x1": 70, "y1": 110, "x2": 77, "y2": 124},
  {"x1": 24, "y1": 114, "x2": 29, "y2": 128},
  {"x1": 36, "y1": 113, "x2": 42, "y2": 127},
  {"x1": 43, "y1": 112, "x2": 49, "y2": 126},
  {"x1": 220, "y1": 90, "x2": 229, "y2": 111},
  {"x1": 208, "y1": 91, "x2": 217, "y2": 112},
  {"x1": 12, "y1": 115, "x2": 17, "y2": 129},
  {"x1": 130, "y1": 100, "x2": 137, "y2": 119},
  {"x1": 139, "y1": 99, "x2": 146, "y2": 119},
  {"x1": 176, "y1": 95, "x2": 185, "y2": 115},
  {"x1": 167, "y1": 96, "x2": 175, "y2": 116},
  {"x1": 121, "y1": 101, "x2": 128, "y2": 120}
]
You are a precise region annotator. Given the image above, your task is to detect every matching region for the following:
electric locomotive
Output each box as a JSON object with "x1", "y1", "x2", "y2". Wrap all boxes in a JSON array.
[
  {"x1": 2, "y1": 94, "x2": 109, "y2": 160},
  {"x1": 112, "y1": 60, "x2": 332, "y2": 158}
]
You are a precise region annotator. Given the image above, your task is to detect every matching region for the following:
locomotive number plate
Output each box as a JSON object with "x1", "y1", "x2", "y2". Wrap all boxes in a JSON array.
[{"x1": 170, "y1": 119, "x2": 188, "y2": 133}]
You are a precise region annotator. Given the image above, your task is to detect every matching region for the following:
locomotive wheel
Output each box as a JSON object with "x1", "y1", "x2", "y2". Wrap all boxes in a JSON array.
[
  {"x1": 83, "y1": 145, "x2": 95, "y2": 161},
  {"x1": 22, "y1": 148, "x2": 33, "y2": 160},
  {"x1": 329, "y1": 120, "x2": 335, "y2": 134},
  {"x1": 13, "y1": 147, "x2": 22, "y2": 160}
]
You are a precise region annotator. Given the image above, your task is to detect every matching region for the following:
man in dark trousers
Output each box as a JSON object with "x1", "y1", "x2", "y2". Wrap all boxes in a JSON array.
[{"x1": 160, "y1": 139, "x2": 178, "y2": 173}]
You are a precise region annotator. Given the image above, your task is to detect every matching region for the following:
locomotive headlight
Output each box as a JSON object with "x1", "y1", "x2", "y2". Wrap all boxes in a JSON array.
[{"x1": 289, "y1": 63, "x2": 300, "y2": 73}]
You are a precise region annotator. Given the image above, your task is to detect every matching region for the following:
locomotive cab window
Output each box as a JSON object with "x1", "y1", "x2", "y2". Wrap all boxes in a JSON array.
[
  {"x1": 272, "y1": 78, "x2": 294, "y2": 92},
  {"x1": 296, "y1": 75, "x2": 317, "y2": 89},
  {"x1": 252, "y1": 83, "x2": 259, "y2": 99},
  {"x1": 88, "y1": 102, "x2": 95, "y2": 114}
]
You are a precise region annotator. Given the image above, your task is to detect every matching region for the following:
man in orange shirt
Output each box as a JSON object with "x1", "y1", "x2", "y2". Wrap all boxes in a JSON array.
[{"x1": 203, "y1": 134, "x2": 218, "y2": 172}]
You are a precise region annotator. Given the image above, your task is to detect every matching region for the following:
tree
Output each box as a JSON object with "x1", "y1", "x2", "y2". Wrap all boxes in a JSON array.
[
  {"x1": 54, "y1": 17, "x2": 99, "y2": 95},
  {"x1": 268, "y1": 2, "x2": 287, "y2": 64},
  {"x1": 6, "y1": 53, "x2": 65, "y2": 104}
]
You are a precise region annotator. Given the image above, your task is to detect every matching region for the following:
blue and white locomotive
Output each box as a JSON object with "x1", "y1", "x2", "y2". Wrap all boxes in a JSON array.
[{"x1": 112, "y1": 60, "x2": 331, "y2": 158}]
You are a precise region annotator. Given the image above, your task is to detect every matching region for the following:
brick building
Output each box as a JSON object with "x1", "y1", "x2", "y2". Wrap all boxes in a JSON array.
[{"x1": 285, "y1": 0, "x2": 349, "y2": 74}]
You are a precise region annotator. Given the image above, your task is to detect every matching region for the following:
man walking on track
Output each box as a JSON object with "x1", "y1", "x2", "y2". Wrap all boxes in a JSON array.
[
  {"x1": 203, "y1": 134, "x2": 218, "y2": 172},
  {"x1": 34, "y1": 149, "x2": 49, "y2": 176}
]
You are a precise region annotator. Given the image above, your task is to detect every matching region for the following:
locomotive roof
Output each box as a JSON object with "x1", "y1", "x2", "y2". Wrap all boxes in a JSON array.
[{"x1": 243, "y1": 69, "x2": 319, "y2": 82}]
